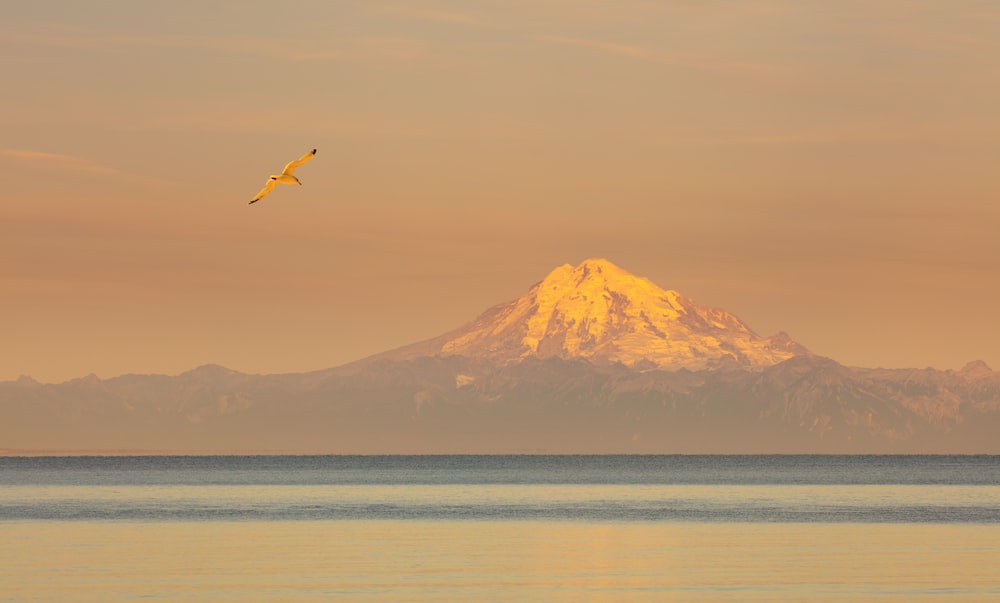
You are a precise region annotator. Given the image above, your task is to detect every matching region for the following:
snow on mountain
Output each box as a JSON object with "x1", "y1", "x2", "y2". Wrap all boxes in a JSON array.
[
  {"x1": 3, "y1": 257, "x2": 998, "y2": 454},
  {"x1": 385, "y1": 258, "x2": 807, "y2": 370}
]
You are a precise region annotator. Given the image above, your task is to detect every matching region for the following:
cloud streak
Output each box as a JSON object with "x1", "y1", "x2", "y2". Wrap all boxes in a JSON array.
[
  {"x1": 2, "y1": 22, "x2": 428, "y2": 64},
  {"x1": 537, "y1": 35, "x2": 649, "y2": 59},
  {"x1": 658, "y1": 120, "x2": 1000, "y2": 148},
  {"x1": 0, "y1": 148, "x2": 118, "y2": 175},
  {"x1": 535, "y1": 33, "x2": 785, "y2": 78},
  {"x1": 376, "y1": 5, "x2": 495, "y2": 29}
]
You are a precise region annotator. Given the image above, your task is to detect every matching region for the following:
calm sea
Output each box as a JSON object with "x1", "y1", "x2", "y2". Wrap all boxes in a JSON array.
[{"x1": 2, "y1": 455, "x2": 999, "y2": 601}]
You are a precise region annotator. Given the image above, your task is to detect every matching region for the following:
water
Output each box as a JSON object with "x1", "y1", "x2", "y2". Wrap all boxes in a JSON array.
[{"x1": 3, "y1": 455, "x2": 999, "y2": 601}]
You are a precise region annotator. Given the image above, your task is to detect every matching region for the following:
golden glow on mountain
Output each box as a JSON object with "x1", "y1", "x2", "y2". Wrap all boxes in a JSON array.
[
  {"x1": 4, "y1": 2, "x2": 998, "y2": 382},
  {"x1": 524, "y1": 260, "x2": 684, "y2": 355},
  {"x1": 438, "y1": 259, "x2": 804, "y2": 370}
]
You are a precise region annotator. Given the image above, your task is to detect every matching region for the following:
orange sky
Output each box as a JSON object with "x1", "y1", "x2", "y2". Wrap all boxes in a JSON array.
[{"x1": 2, "y1": 1, "x2": 999, "y2": 382}]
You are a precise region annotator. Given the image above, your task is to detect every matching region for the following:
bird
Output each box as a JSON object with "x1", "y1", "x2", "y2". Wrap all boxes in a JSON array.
[{"x1": 249, "y1": 148, "x2": 317, "y2": 204}]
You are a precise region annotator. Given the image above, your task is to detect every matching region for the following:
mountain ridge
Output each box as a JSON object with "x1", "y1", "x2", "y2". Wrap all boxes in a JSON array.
[
  {"x1": 3, "y1": 353, "x2": 997, "y2": 454},
  {"x1": 2, "y1": 258, "x2": 997, "y2": 454}
]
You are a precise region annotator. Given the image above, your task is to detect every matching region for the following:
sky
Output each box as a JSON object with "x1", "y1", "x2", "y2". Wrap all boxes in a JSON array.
[{"x1": 2, "y1": 1, "x2": 998, "y2": 383}]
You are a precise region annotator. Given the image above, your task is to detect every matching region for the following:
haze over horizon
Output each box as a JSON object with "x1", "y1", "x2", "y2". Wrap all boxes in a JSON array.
[{"x1": 3, "y1": 1, "x2": 998, "y2": 383}]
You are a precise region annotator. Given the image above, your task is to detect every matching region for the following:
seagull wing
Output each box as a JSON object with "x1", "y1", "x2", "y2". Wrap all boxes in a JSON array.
[
  {"x1": 249, "y1": 177, "x2": 278, "y2": 204},
  {"x1": 281, "y1": 148, "x2": 317, "y2": 176}
]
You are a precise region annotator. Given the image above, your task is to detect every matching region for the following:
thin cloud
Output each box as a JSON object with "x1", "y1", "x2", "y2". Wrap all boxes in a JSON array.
[
  {"x1": 3, "y1": 22, "x2": 426, "y2": 64},
  {"x1": 536, "y1": 34, "x2": 783, "y2": 78},
  {"x1": 0, "y1": 148, "x2": 118, "y2": 175},
  {"x1": 537, "y1": 35, "x2": 649, "y2": 59},
  {"x1": 659, "y1": 121, "x2": 1000, "y2": 148},
  {"x1": 377, "y1": 6, "x2": 494, "y2": 29}
]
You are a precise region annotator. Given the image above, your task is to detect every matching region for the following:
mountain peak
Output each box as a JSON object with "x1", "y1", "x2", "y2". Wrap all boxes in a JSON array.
[
  {"x1": 542, "y1": 258, "x2": 664, "y2": 299},
  {"x1": 958, "y1": 360, "x2": 992, "y2": 379},
  {"x1": 391, "y1": 259, "x2": 806, "y2": 370},
  {"x1": 13, "y1": 375, "x2": 41, "y2": 387},
  {"x1": 520, "y1": 259, "x2": 686, "y2": 357},
  {"x1": 573, "y1": 257, "x2": 632, "y2": 276}
]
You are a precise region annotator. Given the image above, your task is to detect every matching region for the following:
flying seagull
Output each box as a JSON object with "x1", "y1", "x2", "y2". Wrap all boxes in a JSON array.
[{"x1": 249, "y1": 148, "x2": 317, "y2": 204}]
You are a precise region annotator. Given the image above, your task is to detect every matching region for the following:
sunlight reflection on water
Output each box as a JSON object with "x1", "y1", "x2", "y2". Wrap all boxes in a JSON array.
[
  {"x1": 3, "y1": 456, "x2": 999, "y2": 601},
  {"x1": 4, "y1": 520, "x2": 1000, "y2": 602}
]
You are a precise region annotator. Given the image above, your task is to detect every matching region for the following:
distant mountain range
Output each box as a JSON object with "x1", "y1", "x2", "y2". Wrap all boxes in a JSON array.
[{"x1": 3, "y1": 259, "x2": 998, "y2": 454}]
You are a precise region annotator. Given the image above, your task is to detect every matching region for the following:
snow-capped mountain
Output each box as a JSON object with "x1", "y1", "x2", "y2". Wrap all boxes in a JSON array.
[
  {"x1": 3, "y1": 259, "x2": 997, "y2": 455},
  {"x1": 379, "y1": 258, "x2": 807, "y2": 370}
]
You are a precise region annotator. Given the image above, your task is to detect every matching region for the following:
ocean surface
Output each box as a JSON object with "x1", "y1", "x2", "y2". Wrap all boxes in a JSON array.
[{"x1": 2, "y1": 455, "x2": 999, "y2": 601}]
